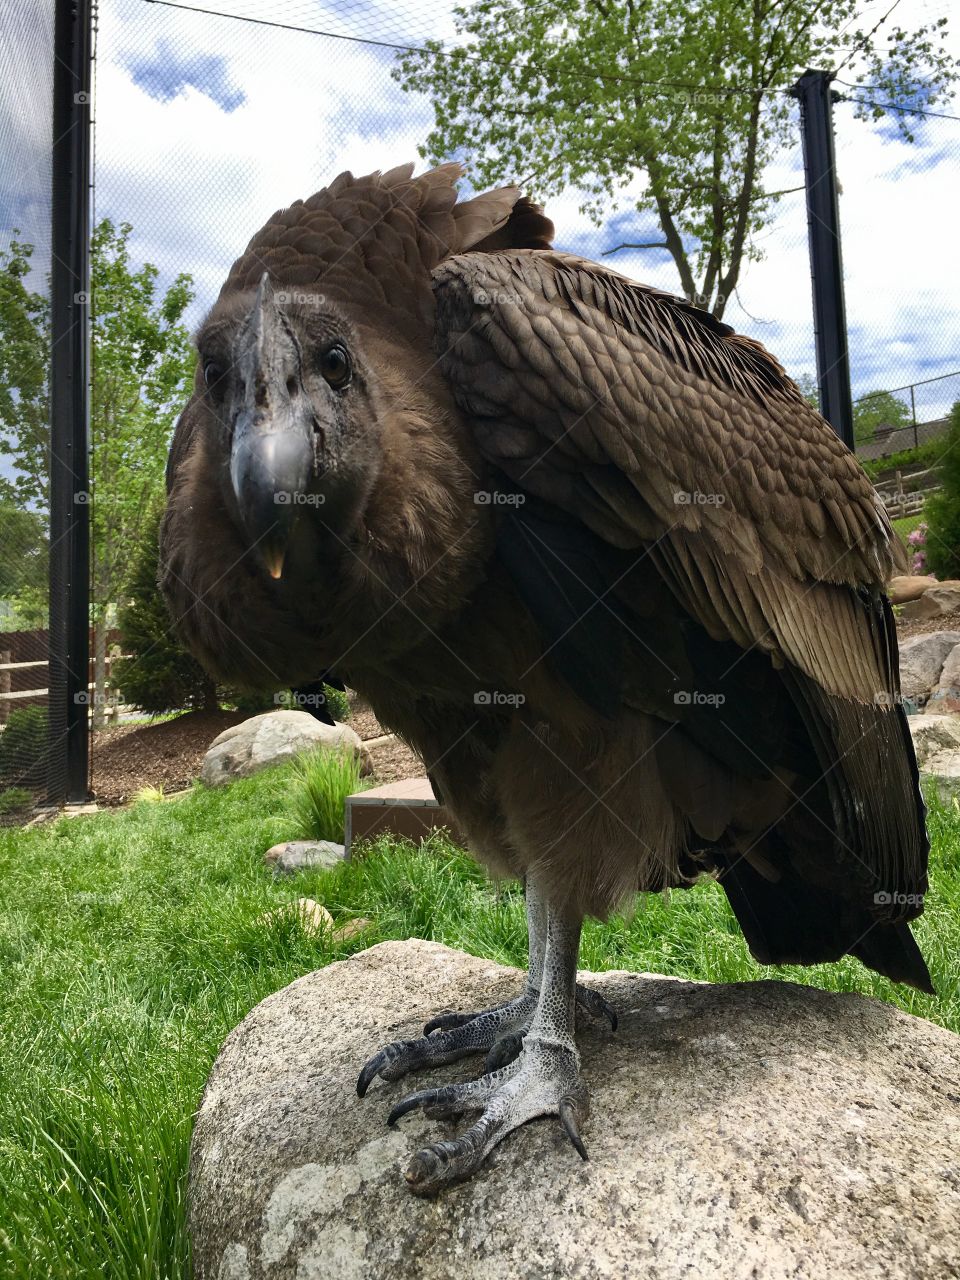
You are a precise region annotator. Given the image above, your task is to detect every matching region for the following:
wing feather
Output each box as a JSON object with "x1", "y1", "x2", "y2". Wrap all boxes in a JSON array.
[{"x1": 433, "y1": 249, "x2": 927, "y2": 924}]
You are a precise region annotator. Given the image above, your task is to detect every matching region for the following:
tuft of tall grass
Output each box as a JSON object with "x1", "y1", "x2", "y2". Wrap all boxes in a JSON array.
[{"x1": 289, "y1": 747, "x2": 369, "y2": 842}]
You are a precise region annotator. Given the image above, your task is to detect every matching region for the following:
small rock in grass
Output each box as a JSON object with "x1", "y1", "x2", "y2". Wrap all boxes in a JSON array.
[
  {"x1": 259, "y1": 897, "x2": 334, "y2": 937},
  {"x1": 265, "y1": 840, "x2": 347, "y2": 875},
  {"x1": 332, "y1": 917, "x2": 374, "y2": 943}
]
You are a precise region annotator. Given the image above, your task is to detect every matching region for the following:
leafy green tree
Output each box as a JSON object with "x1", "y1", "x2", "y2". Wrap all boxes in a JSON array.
[
  {"x1": 397, "y1": 0, "x2": 957, "y2": 318},
  {"x1": 114, "y1": 501, "x2": 218, "y2": 714},
  {"x1": 0, "y1": 502, "x2": 46, "y2": 598},
  {"x1": 852, "y1": 388, "x2": 913, "y2": 444},
  {"x1": 794, "y1": 373, "x2": 820, "y2": 411},
  {"x1": 0, "y1": 222, "x2": 196, "y2": 725},
  {"x1": 0, "y1": 236, "x2": 48, "y2": 509},
  {"x1": 921, "y1": 401, "x2": 960, "y2": 580}
]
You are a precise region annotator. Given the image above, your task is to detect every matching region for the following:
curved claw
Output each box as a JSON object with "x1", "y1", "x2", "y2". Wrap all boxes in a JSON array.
[
  {"x1": 575, "y1": 983, "x2": 618, "y2": 1032},
  {"x1": 357, "y1": 1053, "x2": 385, "y2": 1098},
  {"x1": 388, "y1": 1091, "x2": 434, "y2": 1126},
  {"x1": 357, "y1": 1038, "x2": 424, "y2": 1097},
  {"x1": 559, "y1": 1094, "x2": 589, "y2": 1161},
  {"x1": 423, "y1": 1010, "x2": 476, "y2": 1036}
]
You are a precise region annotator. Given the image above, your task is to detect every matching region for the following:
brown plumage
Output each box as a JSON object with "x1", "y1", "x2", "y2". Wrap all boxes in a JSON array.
[{"x1": 160, "y1": 162, "x2": 931, "y2": 1193}]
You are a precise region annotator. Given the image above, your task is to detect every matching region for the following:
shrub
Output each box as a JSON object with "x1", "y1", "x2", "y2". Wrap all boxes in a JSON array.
[
  {"x1": 921, "y1": 402, "x2": 960, "y2": 580},
  {"x1": 114, "y1": 503, "x2": 218, "y2": 715},
  {"x1": 290, "y1": 747, "x2": 368, "y2": 842},
  {"x1": 0, "y1": 786, "x2": 32, "y2": 814},
  {"x1": 0, "y1": 706, "x2": 48, "y2": 788}
]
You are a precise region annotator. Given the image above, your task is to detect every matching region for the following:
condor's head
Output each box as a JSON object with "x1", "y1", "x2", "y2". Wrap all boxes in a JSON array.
[{"x1": 159, "y1": 273, "x2": 489, "y2": 691}]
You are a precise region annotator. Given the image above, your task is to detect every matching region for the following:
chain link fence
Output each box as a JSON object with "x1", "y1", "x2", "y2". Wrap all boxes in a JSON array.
[{"x1": 1, "y1": 0, "x2": 958, "y2": 811}]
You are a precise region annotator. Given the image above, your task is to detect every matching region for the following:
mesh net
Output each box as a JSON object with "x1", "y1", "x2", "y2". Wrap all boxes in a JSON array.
[
  {"x1": 1, "y1": 0, "x2": 958, "y2": 807},
  {"x1": 0, "y1": 1, "x2": 57, "y2": 802}
]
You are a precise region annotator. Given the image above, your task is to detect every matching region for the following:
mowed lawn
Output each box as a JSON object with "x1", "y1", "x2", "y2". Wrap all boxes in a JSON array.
[{"x1": 1, "y1": 764, "x2": 958, "y2": 1277}]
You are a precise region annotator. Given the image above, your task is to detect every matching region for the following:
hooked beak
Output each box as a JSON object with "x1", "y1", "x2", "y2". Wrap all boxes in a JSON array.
[{"x1": 230, "y1": 274, "x2": 315, "y2": 580}]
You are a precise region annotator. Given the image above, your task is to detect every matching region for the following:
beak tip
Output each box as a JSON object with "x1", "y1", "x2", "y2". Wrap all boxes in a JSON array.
[{"x1": 264, "y1": 551, "x2": 286, "y2": 580}]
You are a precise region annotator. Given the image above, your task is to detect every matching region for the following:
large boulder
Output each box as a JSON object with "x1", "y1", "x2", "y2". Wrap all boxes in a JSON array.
[
  {"x1": 900, "y1": 582, "x2": 960, "y2": 621},
  {"x1": 898, "y1": 631, "x2": 960, "y2": 701},
  {"x1": 909, "y1": 713, "x2": 960, "y2": 798},
  {"x1": 888, "y1": 574, "x2": 936, "y2": 605},
  {"x1": 201, "y1": 711, "x2": 371, "y2": 787},
  {"x1": 189, "y1": 941, "x2": 960, "y2": 1280}
]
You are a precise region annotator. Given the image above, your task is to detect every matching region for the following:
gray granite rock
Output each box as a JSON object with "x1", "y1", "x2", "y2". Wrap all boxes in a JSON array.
[
  {"x1": 265, "y1": 840, "x2": 347, "y2": 875},
  {"x1": 909, "y1": 713, "x2": 960, "y2": 798},
  {"x1": 900, "y1": 583, "x2": 960, "y2": 621},
  {"x1": 200, "y1": 711, "x2": 370, "y2": 787},
  {"x1": 898, "y1": 631, "x2": 960, "y2": 701},
  {"x1": 189, "y1": 940, "x2": 960, "y2": 1280}
]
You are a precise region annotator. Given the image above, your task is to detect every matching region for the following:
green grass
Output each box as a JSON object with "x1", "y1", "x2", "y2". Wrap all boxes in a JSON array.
[
  {"x1": 891, "y1": 509, "x2": 926, "y2": 541},
  {"x1": 1, "y1": 766, "x2": 959, "y2": 1277},
  {"x1": 290, "y1": 745, "x2": 369, "y2": 841}
]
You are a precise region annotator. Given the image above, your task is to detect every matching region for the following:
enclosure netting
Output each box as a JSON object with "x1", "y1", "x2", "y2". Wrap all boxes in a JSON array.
[
  {"x1": 0, "y1": 0, "x2": 58, "y2": 802},
  {"x1": 1, "y1": 0, "x2": 958, "y2": 805}
]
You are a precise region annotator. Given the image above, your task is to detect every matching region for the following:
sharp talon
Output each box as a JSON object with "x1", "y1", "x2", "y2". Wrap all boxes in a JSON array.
[
  {"x1": 388, "y1": 1092, "x2": 431, "y2": 1126},
  {"x1": 575, "y1": 984, "x2": 618, "y2": 1033},
  {"x1": 357, "y1": 1053, "x2": 386, "y2": 1098},
  {"x1": 423, "y1": 1010, "x2": 473, "y2": 1035},
  {"x1": 559, "y1": 1095, "x2": 589, "y2": 1161}
]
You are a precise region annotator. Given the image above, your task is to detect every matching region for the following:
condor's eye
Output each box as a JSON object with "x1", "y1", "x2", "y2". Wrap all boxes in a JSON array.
[
  {"x1": 319, "y1": 343, "x2": 351, "y2": 390},
  {"x1": 203, "y1": 360, "x2": 226, "y2": 395}
]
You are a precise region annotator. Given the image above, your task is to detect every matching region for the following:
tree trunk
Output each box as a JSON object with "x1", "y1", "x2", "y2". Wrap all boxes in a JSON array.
[
  {"x1": 92, "y1": 613, "x2": 108, "y2": 730},
  {"x1": 202, "y1": 675, "x2": 218, "y2": 713}
]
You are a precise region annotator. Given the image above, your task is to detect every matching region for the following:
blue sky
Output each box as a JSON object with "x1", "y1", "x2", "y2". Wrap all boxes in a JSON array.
[{"x1": 3, "y1": 0, "x2": 959, "y2": 427}]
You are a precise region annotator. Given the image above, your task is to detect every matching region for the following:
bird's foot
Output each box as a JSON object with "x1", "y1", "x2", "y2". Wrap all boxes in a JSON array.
[
  {"x1": 357, "y1": 982, "x2": 615, "y2": 1095},
  {"x1": 388, "y1": 1035, "x2": 589, "y2": 1196}
]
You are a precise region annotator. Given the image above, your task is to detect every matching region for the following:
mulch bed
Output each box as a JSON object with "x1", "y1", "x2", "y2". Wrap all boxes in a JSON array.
[
  {"x1": 91, "y1": 710, "x2": 248, "y2": 806},
  {"x1": 88, "y1": 699, "x2": 424, "y2": 807},
  {"x1": 896, "y1": 606, "x2": 960, "y2": 643}
]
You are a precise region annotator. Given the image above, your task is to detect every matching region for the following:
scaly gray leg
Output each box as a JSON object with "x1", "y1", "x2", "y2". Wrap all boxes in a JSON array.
[
  {"x1": 390, "y1": 885, "x2": 589, "y2": 1194},
  {"x1": 356, "y1": 880, "x2": 615, "y2": 1095}
]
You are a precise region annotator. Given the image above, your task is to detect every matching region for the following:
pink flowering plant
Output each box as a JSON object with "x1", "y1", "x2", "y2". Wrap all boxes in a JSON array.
[{"x1": 907, "y1": 521, "x2": 928, "y2": 574}]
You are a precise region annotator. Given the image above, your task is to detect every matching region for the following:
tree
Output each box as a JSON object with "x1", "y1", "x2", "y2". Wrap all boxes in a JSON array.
[
  {"x1": 852, "y1": 388, "x2": 913, "y2": 444},
  {"x1": 86, "y1": 220, "x2": 195, "y2": 724},
  {"x1": 0, "y1": 501, "x2": 46, "y2": 599},
  {"x1": 0, "y1": 222, "x2": 196, "y2": 725},
  {"x1": 0, "y1": 236, "x2": 49, "y2": 509},
  {"x1": 396, "y1": 0, "x2": 957, "y2": 318},
  {"x1": 113, "y1": 500, "x2": 218, "y2": 714},
  {"x1": 920, "y1": 401, "x2": 960, "y2": 580}
]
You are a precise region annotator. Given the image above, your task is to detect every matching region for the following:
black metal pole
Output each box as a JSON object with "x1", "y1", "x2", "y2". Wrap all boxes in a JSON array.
[
  {"x1": 49, "y1": 0, "x2": 93, "y2": 803},
  {"x1": 791, "y1": 68, "x2": 855, "y2": 450}
]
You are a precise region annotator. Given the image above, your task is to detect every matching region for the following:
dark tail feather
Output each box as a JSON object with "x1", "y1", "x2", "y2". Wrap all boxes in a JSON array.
[
  {"x1": 716, "y1": 853, "x2": 935, "y2": 994},
  {"x1": 850, "y1": 922, "x2": 934, "y2": 995}
]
